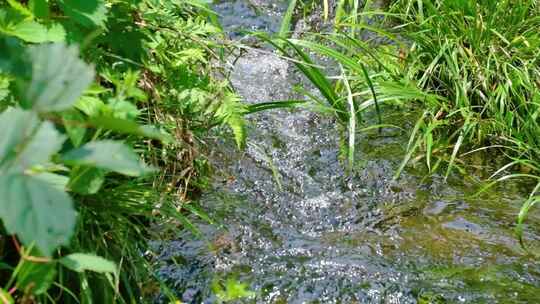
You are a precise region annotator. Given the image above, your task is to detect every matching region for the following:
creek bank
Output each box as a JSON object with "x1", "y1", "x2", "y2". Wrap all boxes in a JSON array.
[{"x1": 153, "y1": 1, "x2": 540, "y2": 303}]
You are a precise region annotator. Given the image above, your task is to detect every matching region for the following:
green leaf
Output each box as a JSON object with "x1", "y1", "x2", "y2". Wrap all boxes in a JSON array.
[
  {"x1": 0, "y1": 108, "x2": 66, "y2": 174},
  {"x1": 108, "y1": 98, "x2": 139, "y2": 120},
  {"x1": 59, "y1": 253, "x2": 117, "y2": 275},
  {"x1": 34, "y1": 172, "x2": 69, "y2": 192},
  {"x1": 0, "y1": 36, "x2": 31, "y2": 78},
  {"x1": 16, "y1": 259, "x2": 56, "y2": 295},
  {"x1": 68, "y1": 166, "x2": 105, "y2": 195},
  {"x1": 29, "y1": 0, "x2": 49, "y2": 19},
  {"x1": 59, "y1": 0, "x2": 107, "y2": 28},
  {"x1": 212, "y1": 278, "x2": 255, "y2": 301},
  {"x1": 0, "y1": 108, "x2": 40, "y2": 168},
  {"x1": 0, "y1": 173, "x2": 77, "y2": 256},
  {"x1": 89, "y1": 116, "x2": 173, "y2": 142},
  {"x1": 62, "y1": 140, "x2": 155, "y2": 176},
  {"x1": 227, "y1": 114, "x2": 246, "y2": 150},
  {"x1": 0, "y1": 288, "x2": 14, "y2": 304},
  {"x1": 6, "y1": 0, "x2": 32, "y2": 17},
  {"x1": 0, "y1": 76, "x2": 10, "y2": 102},
  {"x1": 215, "y1": 94, "x2": 247, "y2": 149},
  {"x1": 23, "y1": 43, "x2": 94, "y2": 112},
  {"x1": 11, "y1": 21, "x2": 65, "y2": 43},
  {"x1": 62, "y1": 109, "x2": 87, "y2": 147},
  {"x1": 12, "y1": 121, "x2": 66, "y2": 172},
  {"x1": 75, "y1": 95, "x2": 105, "y2": 116},
  {"x1": 0, "y1": 262, "x2": 13, "y2": 271}
]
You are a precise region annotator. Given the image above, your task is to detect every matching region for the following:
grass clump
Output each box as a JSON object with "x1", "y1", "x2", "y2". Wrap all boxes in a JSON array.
[
  {"x1": 387, "y1": 0, "x2": 540, "y2": 178},
  {"x1": 384, "y1": 0, "x2": 540, "y2": 244},
  {"x1": 270, "y1": 0, "x2": 540, "y2": 242}
]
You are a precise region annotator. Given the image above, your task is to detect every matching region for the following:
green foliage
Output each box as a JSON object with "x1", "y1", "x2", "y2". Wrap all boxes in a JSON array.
[
  {"x1": 16, "y1": 259, "x2": 57, "y2": 295},
  {"x1": 59, "y1": 253, "x2": 117, "y2": 276},
  {"x1": 0, "y1": 173, "x2": 76, "y2": 257},
  {"x1": 63, "y1": 140, "x2": 154, "y2": 176},
  {"x1": 0, "y1": 0, "x2": 248, "y2": 302},
  {"x1": 289, "y1": 0, "x2": 540, "y2": 241},
  {"x1": 212, "y1": 277, "x2": 256, "y2": 302}
]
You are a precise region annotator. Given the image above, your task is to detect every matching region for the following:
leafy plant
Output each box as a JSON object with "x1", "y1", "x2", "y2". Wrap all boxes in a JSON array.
[{"x1": 0, "y1": 0, "x2": 256, "y2": 301}]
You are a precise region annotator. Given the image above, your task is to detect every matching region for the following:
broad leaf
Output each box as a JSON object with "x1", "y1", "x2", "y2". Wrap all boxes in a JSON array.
[
  {"x1": 35, "y1": 172, "x2": 69, "y2": 192},
  {"x1": 11, "y1": 21, "x2": 65, "y2": 43},
  {"x1": 0, "y1": 173, "x2": 77, "y2": 256},
  {"x1": 75, "y1": 95, "x2": 105, "y2": 116},
  {"x1": 68, "y1": 166, "x2": 105, "y2": 195},
  {"x1": 23, "y1": 43, "x2": 94, "y2": 112},
  {"x1": 16, "y1": 259, "x2": 56, "y2": 295},
  {"x1": 0, "y1": 108, "x2": 39, "y2": 168},
  {"x1": 62, "y1": 140, "x2": 155, "y2": 176},
  {"x1": 12, "y1": 121, "x2": 66, "y2": 172},
  {"x1": 60, "y1": 253, "x2": 117, "y2": 274},
  {"x1": 59, "y1": 0, "x2": 107, "y2": 28}
]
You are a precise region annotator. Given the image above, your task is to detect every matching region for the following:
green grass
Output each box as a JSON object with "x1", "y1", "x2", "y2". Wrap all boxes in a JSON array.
[
  {"x1": 383, "y1": 0, "x2": 540, "y2": 243},
  {"x1": 271, "y1": 0, "x2": 540, "y2": 242}
]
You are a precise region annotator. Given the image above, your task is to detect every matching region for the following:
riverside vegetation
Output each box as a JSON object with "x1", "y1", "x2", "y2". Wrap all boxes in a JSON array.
[
  {"x1": 273, "y1": 0, "x2": 540, "y2": 244},
  {"x1": 1, "y1": 0, "x2": 540, "y2": 303},
  {"x1": 0, "y1": 0, "x2": 254, "y2": 302}
]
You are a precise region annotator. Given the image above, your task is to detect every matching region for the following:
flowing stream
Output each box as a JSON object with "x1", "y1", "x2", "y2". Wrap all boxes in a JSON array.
[{"x1": 154, "y1": 1, "x2": 540, "y2": 303}]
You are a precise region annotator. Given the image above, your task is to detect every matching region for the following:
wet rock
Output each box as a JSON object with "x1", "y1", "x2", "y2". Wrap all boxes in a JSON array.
[
  {"x1": 442, "y1": 217, "x2": 486, "y2": 236},
  {"x1": 423, "y1": 200, "x2": 450, "y2": 216}
]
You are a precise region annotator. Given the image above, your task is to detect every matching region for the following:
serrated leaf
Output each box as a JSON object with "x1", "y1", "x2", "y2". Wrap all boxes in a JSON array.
[
  {"x1": 59, "y1": 0, "x2": 107, "y2": 28},
  {"x1": 215, "y1": 94, "x2": 247, "y2": 149},
  {"x1": 16, "y1": 259, "x2": 56, "y2": 295},
  {"x1": 23, "y1": 43, "x2": 94, "y2": 112},
  {"x1": 60, "y1": 253, "x2": 117, "y2": 275},
  {"x1": 11, "y1": 21, "x2": 65, "y2": 43},
  {"x1": 0, "y1": 108, "x2": 40, "y2": 168},
  {"x1": 62, "y1": 140, "x2": 154, "y2": 176},
  {"x1": 227, "y1": 114, "x2": 246, "y2": 150},
  {"x1": 75, "y1": 95, "x2": 105, "y2": 116},
  {"x1": 13, "y1": 121, "x2": 66, "y2": 172},
  {"x1": 0, "y1": 288, "x2": 14, "y2": 304},
  {"x1": 62, "y1": 109, "x2": 87, "y2": 147},
  {"x1": 68, "y1": 166, "x2": 105, "y2": 195},
  {"x1": 0, "y1": 173, "x2": 77, "y2": 256}
]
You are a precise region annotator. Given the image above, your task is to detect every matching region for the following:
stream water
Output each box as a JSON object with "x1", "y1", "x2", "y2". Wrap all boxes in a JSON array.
[{"x1": 153, "y1": 1, "x2": 540, "y2": 303}]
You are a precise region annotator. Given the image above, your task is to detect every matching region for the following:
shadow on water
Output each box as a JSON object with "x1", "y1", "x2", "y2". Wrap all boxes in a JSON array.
[{"x1": 153, "y1": 1, "x2": 540, "y2": 303}]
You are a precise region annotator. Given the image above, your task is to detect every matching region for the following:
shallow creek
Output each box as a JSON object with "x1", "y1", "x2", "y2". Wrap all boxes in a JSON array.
[{"x1": 153, "y1": 1, "x2": 540, "y2": 303}]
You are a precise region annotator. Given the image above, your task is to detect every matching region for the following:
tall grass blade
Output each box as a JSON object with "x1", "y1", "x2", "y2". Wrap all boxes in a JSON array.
[
  {"x1": 341, "y1": 64, "x2": 356, "y2": 173},
  {"x1": 279, "y1": 0, "x2": 297, "y2": 39},
  {"x1": 359, "y1": 62, "x2": 382, "y2": 128}
]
